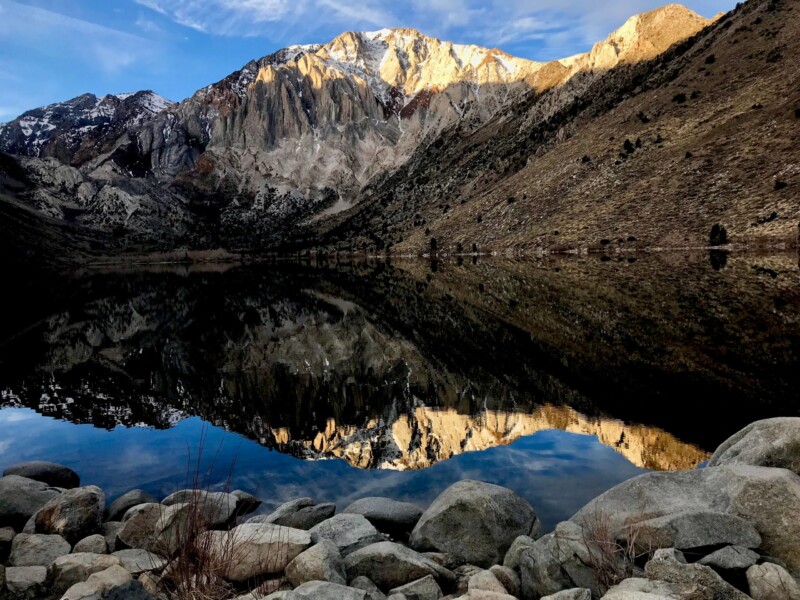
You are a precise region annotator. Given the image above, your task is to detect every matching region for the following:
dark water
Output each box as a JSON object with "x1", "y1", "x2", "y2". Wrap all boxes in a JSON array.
[{"x1": 1, "y1": 253, "x2": 799, "y2": 529}]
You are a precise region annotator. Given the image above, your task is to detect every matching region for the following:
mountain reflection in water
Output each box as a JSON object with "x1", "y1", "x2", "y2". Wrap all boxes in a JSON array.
[{"x1": 1, "y1": 253, "x2": 798, "y2": 523}]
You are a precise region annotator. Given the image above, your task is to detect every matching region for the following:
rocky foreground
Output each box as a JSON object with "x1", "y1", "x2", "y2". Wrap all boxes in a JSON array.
[{"x1": 0, "y1": 418, "x2": 798, "y2": 600}]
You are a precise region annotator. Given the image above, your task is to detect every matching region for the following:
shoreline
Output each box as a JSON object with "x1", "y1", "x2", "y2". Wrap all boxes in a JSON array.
[{"x1": 0, "y1": 417, "x2": 798, "y2": 599}]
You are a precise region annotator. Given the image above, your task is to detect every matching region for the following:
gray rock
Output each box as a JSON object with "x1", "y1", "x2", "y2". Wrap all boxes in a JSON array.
[
  {"x1": 4, "y1": 565, "x2": 48, "y2": 599},
  {"x1": 0, "y1": 526, "x2": 15, "y2": 562},
  {"x1": 73, "y1": 533, "x2": 108, "y2": 554},
  {"x1": 231, "y1": 490, "x2": 262, "y2": 516},
  {"x1": 453, "y1": 565, "x2": 484, "y2": 595},
  {"x1": 452, "y1": 591, "x2": 518, "y2": 600},
  {"x1": 519, "y1": 522, "x2": 614, "y2": 599},
  {"x1": 274, "y1": 504, "x2": 336, "y2": 531},
  {"x1": 350, "y1": 576, "x2": 388, "y2": 600},
  {"x1": 100, "y1": 521, "x2": 124, "y2": 553},
  {"x1": 250, "y1": 498, "x2": 313, "y2": 524},
  {"x1": 390, "y1": 574, "x2": 442, "y2": 600},
  {"x1": 601, "y1": 577, "x2": 681, "y2": 599},
  {"x1": 0, "y1": 475, "x2": 60, "y2": 530},
  {"x1": 698, "y1": 545, "x2": 760, "y2": 571},
  {"x1": 410, "y1": 480, "x2": 537, "y2": 568},
  {"x1": 199, "y1": 522, "x2": 311, "y2": 581},
  {"x1": 344, "y1": 541, "x2": 455, "y2": 590},
  {"x1": 572, "y1": 464, "x2": 800, "y2": 576},
  {"x1": 503, "y1": 535, "x2": 536, "y2": 570},
  {"x1": 35, "y1": 485, "x2": 105, "y2": 544},
  {"x1": 3, "y1": 461, "x2": 80, "y2": 489},
  {"x1": 644, "y1": 547, "x2": 752, "y2": 599},
  {"x1": 541, "y1": 589, "x2": 592, "y2": 600},
  {"x1": 292, "y1": 581, "x2": 367, "y2": 599},
  {"x1": 633, "y1": 510, "x2": 762, "y2": 553},
  {"x1": 153, "y1": 494, "x2": 237, "y2": 555},
  {"x1": 61, "y1": 564, "x2": 153, "y2": 600},
  {"x1": 709, "y1": 418, "x2": 800, "y2": 476},
  {"x1": 344, "y1": 498, "x2": 423, "y2": 539},
  {"x1": 9, "y1": 533, "x2": 71, "y2": 566},
  {"x1": 488, "y1": 566, "x2": 520, "y2": 597},
  {"x1": 139, "y1": 571, "x2": 162, "y2": 596},
  {"x1": 112, "y1": 548, "x2": 167, "y2": 574},
  {"x1": 310, "y1": 514, "x2": 385, "y2": 556},
  {"x1": 285, "y1": 539, "x2": 346, "y2": 586},
  {"x1": 468, "y1": 570, "x2": 506, "y2": 594},
  {"x1": 107, "y1": 490, "x2": 157, "y2": 521},
  {"x1": 746, "y1": 562, "x2": 800, "y2": 600},
  {"x1": 117, "y1": 503, "x2": 165, "y2": 553},
  {"x1": 49, "y1": 552, "x2": 121, "y2": 594}
]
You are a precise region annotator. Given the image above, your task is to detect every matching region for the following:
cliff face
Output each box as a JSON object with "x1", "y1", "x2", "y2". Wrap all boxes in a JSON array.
[{"x1": 0, "y1": 6, "x2": 714, "y2": 257}]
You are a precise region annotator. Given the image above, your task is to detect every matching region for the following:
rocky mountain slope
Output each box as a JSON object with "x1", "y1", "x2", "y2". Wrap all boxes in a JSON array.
[
  {"x1": 317, "y1": 0, "x2": 799, "y2": 254},
  {"x1": 0, "y1": 4, "x2": 719, "y2": 260}
]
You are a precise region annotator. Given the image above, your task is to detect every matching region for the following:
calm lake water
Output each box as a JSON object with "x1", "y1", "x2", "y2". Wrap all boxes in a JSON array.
[{"x1": 1, "y1": 253, "x2": 799, "y2": 529}]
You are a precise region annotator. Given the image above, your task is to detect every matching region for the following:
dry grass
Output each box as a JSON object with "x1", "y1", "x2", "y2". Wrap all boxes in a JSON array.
[{"x1": 580, "y1": 508, "x2": 653, "y2": 594}]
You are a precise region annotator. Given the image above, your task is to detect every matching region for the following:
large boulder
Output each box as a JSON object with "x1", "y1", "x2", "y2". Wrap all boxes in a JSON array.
[
  {"x1": 410, "y1": 480, "x2": 537, "y2": 568},
  {"x1": 9, "y1": 533, "x2": 71, "y2": 566},
  {"x1": 468, "y1": 570, "x2": 507, "y2": 594},
  {"x1": 519, "y1": 522, "x2": 615, "y2": 599},
  {"x1": 644, "y1": 547, "x2": 752, "y2": 600},
  {"x1": 117, "y1": 503, "x2": 165, "y2": 553},
  {"x1": 35, "y1": 485, "x2": 105, "y2": 544},
  {"x1": 344, "y1": 541, "x2": 455, "y2": 590},
  {"x1": 49, "y1": 553, "x2": 121, "y2": 594},
  {"x1": 344, "y1": 498, "x2": 423, "y2": 539},
  {"x1": 697, "y1": 545, "x2": 760, "y2": 571},
  {"x1": 250, "y1": 498, "x2": 313, "y2": 523},
  {"x1": 309, "y1": 514, "x2": 385, "y2": 556},
  {"x1": 231, "y1": 490, "x2": 262, "y2": 516},
  {"x1": 4, "y1": 565, "x2": 48, "y2": 599},
  {"x1": 572, "y1": 465, "x2": 800, "y2": 575},
  {"x1": 153, "y1": 494, "x2": 237, "y2": 555},
  {"x1": 106, "y1": 490, "x2": 157, "y2": 521},
  {"x1": 0, "y1": 475, "x2": 60, "y2": 530},
  {"x1": 631, "y1": 510, "x2": 761, "y2": 553},
  {"x1": 709, "y1": 418, "x2": 800, "y2": 476},
  {"x1": 3, "y1": 462, "x2": 80, "y2": 489},
  {"x1": 600, "y1": 577, "x2": 681, "y2": 599},
  {"x1": 542, "y1": 590, "x2": 592, "y2": 600},
  {"x1": 746, "y1": 562, "x2": 800, "y2": 600},
  {"x1": 285, "y1": 539, "x2": 346, "y2": 586},
  {"x1": 61, "y1": 564, "x2": 153, "y2": 599},
  {"x1": 503, "y1": 535, "x2": 536, "y2": 570},
  {"x1": 199, "y1": 522, "x2": 311, "y2": 581},
  {"x1": 101, "y1": 521, "x2": 124, "y2": 553},
  {"x1": 292, "y1": 581, "x2": 367, "y2": 599}
]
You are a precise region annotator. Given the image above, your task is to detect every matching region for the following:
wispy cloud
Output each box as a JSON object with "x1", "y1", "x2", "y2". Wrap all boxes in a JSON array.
[
  {"x1": 0, "y1": 0, "x2": 157, "y2": 74},
  {"x1": 133, "y1": 0, "x2": 736, "y2": 57}
]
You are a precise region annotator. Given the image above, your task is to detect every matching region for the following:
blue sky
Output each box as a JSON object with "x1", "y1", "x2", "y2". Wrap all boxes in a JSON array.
[{"x1": 0, "y1": 0, "x2": 737, "y2": 122}]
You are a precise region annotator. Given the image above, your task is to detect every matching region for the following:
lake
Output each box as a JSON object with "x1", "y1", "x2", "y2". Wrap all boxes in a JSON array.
[{"x1": 1, "y1": 252, "x2": 798, "y2": 529}]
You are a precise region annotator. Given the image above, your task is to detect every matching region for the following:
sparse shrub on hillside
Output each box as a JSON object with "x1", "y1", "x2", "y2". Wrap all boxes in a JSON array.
[
  {"x1": 635, "y1": 138, "x2": 642, "y2": 149},
  {"x1": 685, "y1": 152, "x2": 693, "y2": 159},
  {"x1": 429, "y1": 237, "x2": 438, "y2": 254},
  {"x1": 710, "y1": 224, "x2": 729, "y2": 246},
  {"x1": 705, "y1": 54, "x2": 716, "y2": 64},
  {"x1": 623, "y1": 139, "x2": 636, "y2": 154},
  {"x1": 672, "y1": 93, "x2": 687, "y2": 104},
  {"x1": 774, "y1": 180, "x2": 787, "y2": 190},
  {"x1": 766, "y1": 48, "x2": 783, "y2": 63},
  {"x1": 507, "y1": 196, "x2": 516, "y2": 204},
  {"x1": 476, "y1": 214, "x2": 483, "y2": 223},
  {"x1": 581, "y1": 155, "x2": 592, "y2": 163},
  {"x1": 637, "y1": 111, "x2": 650, "y2": 124},
  {"x1": 795, "y1": 108, "x2": 800, "y2": 119},
  {"x1": 472, "y1": 243, "x2": 478, "y2": 254}
]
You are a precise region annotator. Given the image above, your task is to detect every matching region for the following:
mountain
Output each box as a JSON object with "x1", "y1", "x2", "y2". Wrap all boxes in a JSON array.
[
  {"x1": 317, "y1": 0, "x2": 799, "y2": 254},
  {"x1": 0, "y1": 4, "x2": 720, "y2": 261},
  {"x1": 0, "y1": 91, "x2": 173, "y2": 165}
]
